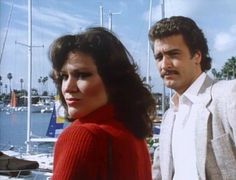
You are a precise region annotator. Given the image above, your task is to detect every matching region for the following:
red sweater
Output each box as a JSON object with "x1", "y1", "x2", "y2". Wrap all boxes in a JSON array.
[{"x1": 52, "y1": 104, "x2": 152, "y2": 180}]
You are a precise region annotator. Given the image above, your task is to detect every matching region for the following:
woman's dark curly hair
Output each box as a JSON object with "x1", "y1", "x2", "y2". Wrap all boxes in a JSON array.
[
  {"x1": 48, "y1": 27, "x2": 156, "y2": 139},
  {"x1": 149, "y1": 16, "x2": 212, "y2": 72}
]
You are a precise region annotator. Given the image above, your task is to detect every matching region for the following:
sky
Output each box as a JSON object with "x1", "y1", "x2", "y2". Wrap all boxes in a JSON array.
[{"x1": 1, "y1": 0, "x2": 236, "y2": 95}]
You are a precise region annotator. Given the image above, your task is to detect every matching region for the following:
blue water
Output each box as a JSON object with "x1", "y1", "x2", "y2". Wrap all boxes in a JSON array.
[{"x1": 0, "y1": 111, "x2": 52, "y2": 151}]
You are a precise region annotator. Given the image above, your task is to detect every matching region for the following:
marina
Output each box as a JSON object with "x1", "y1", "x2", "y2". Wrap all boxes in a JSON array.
[
  {"x1": 0, "y1": 110, "x2": 54, "y2": 179},
  {"x1": 0, "y1": 0, "x2": 160, "y2": 179},
  {"x1": 0, "y1": 106, "x2": 160, "y2": 179}
]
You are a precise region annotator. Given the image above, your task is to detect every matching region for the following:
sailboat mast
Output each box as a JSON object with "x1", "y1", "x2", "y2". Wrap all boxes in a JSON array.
[
  {"x1": 100, "y1": 5, "x2": 103, "y2": 27},
  {"x1": 26, "y1": 0, "x2": 32, "y2": 153},
  {"x1": 146, "y1": 0, "x2": 152, "y2": 85},
  {"x1": 161, "y1": 0, "x2": 166, "y2": 115}
]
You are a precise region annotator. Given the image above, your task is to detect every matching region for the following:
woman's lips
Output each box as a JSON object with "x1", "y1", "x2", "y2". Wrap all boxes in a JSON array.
[{"x1": 66, "y1": 98, "x2": 80, "y2": 106}]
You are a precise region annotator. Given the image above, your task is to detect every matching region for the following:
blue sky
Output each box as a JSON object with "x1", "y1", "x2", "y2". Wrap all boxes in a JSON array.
[{"x1": 1, "y1": 0, "x2": 236, "y2": 94}]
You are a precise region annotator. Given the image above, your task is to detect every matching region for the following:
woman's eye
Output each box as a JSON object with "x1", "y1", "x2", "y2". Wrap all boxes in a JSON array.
[
  {"x1": 76, "y1": 72, "x2": 92, "y2": 79},
  {"x1": 59, "y1": 73, "x2": 68, "y2": 80}
]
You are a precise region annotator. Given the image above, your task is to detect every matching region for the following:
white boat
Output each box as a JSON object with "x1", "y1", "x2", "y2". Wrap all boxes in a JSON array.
[
  {"x1": 0, "y1": 149, "x2": 52, "y2": 179},
  {"x1": 0, "y1": 102, "x2": 65, "y2": 179},
  {"x1": 19, "y1": 95, "x2": 54, "y2": 113}
]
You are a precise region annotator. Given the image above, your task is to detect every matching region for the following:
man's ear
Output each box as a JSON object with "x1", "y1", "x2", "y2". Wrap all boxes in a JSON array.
[{"x1": 193, "y1": 50, "x2": 202, "y2": 64}]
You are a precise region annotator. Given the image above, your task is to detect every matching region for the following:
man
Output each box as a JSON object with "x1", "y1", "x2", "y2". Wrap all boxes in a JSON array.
[{"x1": 149, "y1": 16, "x2": 236, "y2": 180}]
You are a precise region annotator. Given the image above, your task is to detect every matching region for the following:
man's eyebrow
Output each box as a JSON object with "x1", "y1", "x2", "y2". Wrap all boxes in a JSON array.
[
  {"x1": 164, "y1": 49, "x2": 181, "y2": 54},
  {"x1": 154, "y1": 48, "x2": 180, "y2": 57}
]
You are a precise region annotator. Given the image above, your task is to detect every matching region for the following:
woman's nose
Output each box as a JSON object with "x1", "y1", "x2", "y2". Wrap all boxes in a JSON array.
[{"x1": 64, "y1": 76, "x2": 78, "y2": 92}]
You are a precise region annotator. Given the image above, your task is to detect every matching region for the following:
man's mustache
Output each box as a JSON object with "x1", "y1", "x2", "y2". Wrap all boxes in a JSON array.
[{"x1": 160, "y1": 70, "x2": 179, "y2": 78}]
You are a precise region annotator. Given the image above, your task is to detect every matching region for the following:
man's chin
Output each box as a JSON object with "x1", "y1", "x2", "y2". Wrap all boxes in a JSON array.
[
  {"x1": 164, "y1": 83, "x2": 177, "y2": 91},
  {"x1": 164, "y1": 80, "x2": 173, "y2": 87}
]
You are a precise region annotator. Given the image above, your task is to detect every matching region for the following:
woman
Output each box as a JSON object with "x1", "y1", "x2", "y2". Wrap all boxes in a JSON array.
[{"x1": 49, "y1": 27, "x2": 156, "y2": 180}]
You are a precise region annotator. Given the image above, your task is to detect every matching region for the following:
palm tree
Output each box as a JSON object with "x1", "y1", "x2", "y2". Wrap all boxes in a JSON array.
[
  {"x1": 4, "y1": 84, "x2": 7, "y2": 94},
  {"x1": 20, "y1": 78, "x2": 24, "y2": 90},
  {"x1": 0, "y1": 82, "x2": 2, "y2": 95},
  {"x1": 7, "y1": 73, "x2": 13, "y2": 93},
  {"x1": 42, "y1": 76, "x2": 48, "y2": 94},
  {"x1": 38, "y1": 76, "x2": 43, "y2": 95},
  {"x1": 42, "y1": 76, "x2": 48, "y2": 85},
  {"x1": 0, "y1": 75, "x2": 2, "y2": 94},
  {"x1": 229, "y1": 56, "x2": 236, "y2": 78}
]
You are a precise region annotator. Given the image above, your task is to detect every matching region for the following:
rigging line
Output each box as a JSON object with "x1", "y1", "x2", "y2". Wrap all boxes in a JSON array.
[{"x1": 0, "y1": 0, "x2": 14, "y2": 65}]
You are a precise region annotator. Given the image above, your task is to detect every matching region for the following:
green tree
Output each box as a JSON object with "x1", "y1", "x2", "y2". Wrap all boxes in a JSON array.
[
  {"x1": 42, "y1": 91, "x2": 48, "y2": 96},
  {"x1": 221, "y1": 56, "x2": 236, "y2": 80},
  {"x1": 42, "y1": 76, "x2": 48, "y2": 93},
  {"x1": 212, "y1": 56, "x2": 236, "y2": 80},
  {"x1": 31, "y1": 88, "x2": 38, "y2": 96},
  {"x1": 211, "y1": 68, "x2": 222, "y2": 80},
  {"x1": 38, "y1": 76, "x2": 42, "y2": 95}
]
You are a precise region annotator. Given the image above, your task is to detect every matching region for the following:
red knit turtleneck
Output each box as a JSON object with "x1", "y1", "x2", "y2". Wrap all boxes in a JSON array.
[{"x1": 52, "y1": 104, "x2": 152, "y2": 180}]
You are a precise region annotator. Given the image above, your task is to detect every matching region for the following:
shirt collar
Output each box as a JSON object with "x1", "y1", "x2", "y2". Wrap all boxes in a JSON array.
[{"x1": 171, "y1": 72, "x2": 207, "y2": 110}]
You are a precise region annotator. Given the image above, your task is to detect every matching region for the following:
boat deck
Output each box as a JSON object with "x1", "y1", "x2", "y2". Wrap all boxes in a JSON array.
[{"x1": 0, "y1": 150, "x2": 53, "y2": 179}]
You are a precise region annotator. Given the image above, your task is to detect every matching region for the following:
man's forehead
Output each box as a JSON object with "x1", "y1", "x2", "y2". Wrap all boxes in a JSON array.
[
  {"x1": 154, "y1": 41, "x2": 179, "y2": 54},
  {"x1": 153, "y1": 35, "x2": 186, "y2": 53}
]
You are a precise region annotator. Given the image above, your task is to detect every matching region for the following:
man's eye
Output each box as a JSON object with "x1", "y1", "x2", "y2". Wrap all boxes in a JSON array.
[
  {"x1": 168, "y1": 51, "x2": 180, "y2": 59},
  {"x1": 169, "y1": 53, "x2": 178, "y2": 58},
  {"x1": 155, "y1": 54, "x2": 163, "y2": 61}
]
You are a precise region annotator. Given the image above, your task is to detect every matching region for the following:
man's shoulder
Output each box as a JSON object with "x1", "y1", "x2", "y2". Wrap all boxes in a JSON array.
[
  {"x1": 213, "y1": 79, "x2": 236, "y2": 86},
  {"x1": 208, "y1": 79, "x2": 236, "y2": 103},
  {"x1": 212, "y1": 79, "x2": 236, "y2": 94}
]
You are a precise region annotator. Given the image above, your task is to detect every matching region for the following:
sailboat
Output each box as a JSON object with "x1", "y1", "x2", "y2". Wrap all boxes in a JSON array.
[
  {"x1": 30, "y1": 96, "x2": 65, "y2": 143},
  {"x1": 0, "y1": 104, "x2": 65, "y2": 179},
  {"x1": 46, "y1": 97, "x2": 65, "y2": 138},
  {"x1": 4, "y1": 90, "x2": 18, "y2": 113},
  {"x1": 10, "y1": 90, "x2": 16, "y2": 108},
  {"x1": 0, "y1": 1, "x2": 66, "y2": 178}
]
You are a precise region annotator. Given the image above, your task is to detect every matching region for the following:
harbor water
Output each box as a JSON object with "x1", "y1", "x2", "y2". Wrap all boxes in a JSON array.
[
  {"x1": 0, "y1": 111, "x2": 52, "y2": 151},
  {"x1": 0, "y1": 111, "x2": 57, "y2": 179}
]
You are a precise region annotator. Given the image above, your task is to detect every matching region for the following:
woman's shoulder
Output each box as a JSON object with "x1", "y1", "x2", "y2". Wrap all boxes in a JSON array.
[
  {"x1": 61, "y1": 121, "x2": 110, "y2": 139},
  {"x1": 55, "y1": 122, "x2": 110, "y2": 155},
  {"x1": 59, "y1": 119, "x2": 136, "y2": 146}
]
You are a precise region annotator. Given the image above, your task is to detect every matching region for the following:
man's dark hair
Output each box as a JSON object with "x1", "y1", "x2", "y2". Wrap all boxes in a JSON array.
[{"x1": 149, "y1": 16, "x2": 212, "y2": 71}]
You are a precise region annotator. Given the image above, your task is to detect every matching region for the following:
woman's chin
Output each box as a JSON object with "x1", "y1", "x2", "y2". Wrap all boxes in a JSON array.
[{"x1": 68, "y1": 108, "x2": 81, "y2": 119}]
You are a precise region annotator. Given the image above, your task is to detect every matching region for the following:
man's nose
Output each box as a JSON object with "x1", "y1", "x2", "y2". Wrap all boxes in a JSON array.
[{"x1": 161, "y1": 56, "x2": 171, "y2": 69}]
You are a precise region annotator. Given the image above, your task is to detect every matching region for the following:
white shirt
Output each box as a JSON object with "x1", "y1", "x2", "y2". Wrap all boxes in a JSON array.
[{"x1": 171, "y1": 73, "x2": 206, "y2": 180}]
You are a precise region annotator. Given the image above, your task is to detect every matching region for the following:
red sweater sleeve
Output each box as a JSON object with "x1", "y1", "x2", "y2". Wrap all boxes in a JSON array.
[{"x1": 52, "y1": 124, "x2": 108, "y2": 180}]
